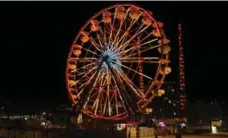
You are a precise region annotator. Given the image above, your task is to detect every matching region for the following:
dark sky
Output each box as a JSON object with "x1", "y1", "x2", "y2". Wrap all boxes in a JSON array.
[{"x1": 0, "y1": 2, "x2": 227, "y2": 109}]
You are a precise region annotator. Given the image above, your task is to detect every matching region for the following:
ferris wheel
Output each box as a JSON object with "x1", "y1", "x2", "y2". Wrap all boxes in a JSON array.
[{"x1": 66, "y1": 4, "x2": 171, "y2": 121}]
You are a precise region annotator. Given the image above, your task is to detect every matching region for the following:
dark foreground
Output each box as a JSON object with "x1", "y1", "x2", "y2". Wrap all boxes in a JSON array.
[
  {"x1": 0, "y1": 127, "x2": 125, "y2": 138},
  {"x1": 163, "y1": 133, "x2": 228, "y2": 138},
  {"x1": 1, "y1": 126, "x2": 228, "y2": 138}
]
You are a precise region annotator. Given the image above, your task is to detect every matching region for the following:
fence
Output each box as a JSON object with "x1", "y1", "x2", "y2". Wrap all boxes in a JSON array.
[{"x1": 127, "y1": 127, "x2": 155, "y2": 138}]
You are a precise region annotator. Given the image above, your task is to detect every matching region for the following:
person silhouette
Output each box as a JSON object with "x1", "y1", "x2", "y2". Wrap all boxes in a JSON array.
[{"x1": 175, "y1": 125, "x2": 182, "y2": 138}]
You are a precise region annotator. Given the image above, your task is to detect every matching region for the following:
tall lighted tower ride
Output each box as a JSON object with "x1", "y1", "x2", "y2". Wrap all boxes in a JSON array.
[{"x1": 178, "y1": 23, "x2": 186, "y2": 115}]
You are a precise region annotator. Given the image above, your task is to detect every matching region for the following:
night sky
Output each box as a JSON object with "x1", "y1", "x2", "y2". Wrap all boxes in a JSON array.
[{"x1": 0, "y1": 2, "x2": 227, "y2": 109}]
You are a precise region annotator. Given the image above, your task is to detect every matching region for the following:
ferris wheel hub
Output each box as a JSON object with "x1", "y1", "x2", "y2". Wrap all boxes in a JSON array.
[{"x1": 100, "y1": 48, "x2": 121, "y2": 70}]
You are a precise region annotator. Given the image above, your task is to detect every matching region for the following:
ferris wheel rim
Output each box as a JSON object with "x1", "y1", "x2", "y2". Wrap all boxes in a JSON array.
[{"x1": 65, "y1": 3, "x2": 171, "y2": 120}]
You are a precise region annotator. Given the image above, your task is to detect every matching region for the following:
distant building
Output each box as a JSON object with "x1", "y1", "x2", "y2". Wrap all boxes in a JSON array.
[{"x1": 149, "y1": 81, "x2": 183, "y2": 118}]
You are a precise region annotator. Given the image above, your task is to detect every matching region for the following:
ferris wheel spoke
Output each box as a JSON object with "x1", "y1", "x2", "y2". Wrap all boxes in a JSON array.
[
  {"x1": 75, "y1": 78, "x2": 89, "y2": 85},
  {"x1": 77, "y1": 70, "x2": 99, "y2": 86},
  {"x1": 113, "y1": 36, "x2": 128, "y2": 54},
  {"x1": 136, "y1": 33, "x2": 153, "y2": 45},
  {"x1": 129, "y1": 23, "x2": 144, "y2": 33},
  {"x1": 82, "y1": 89, "x2": 96, "y2": 110},
  {"x1": 90, "y1": 37, "x2": 103, "y2": 52},
  {"x1": 83, "y1": 68, "x2": 105, "y2": 110},
  {"x1": 77, "y1": 71, "x2": 96, "y2": 87},
  {"x1": 82, "y1": 47, "x2": 101, "y2": 57},
  {"x1": 76, "y1": 76, "x2": 97, "y2": 99},
  {"x1": 102, "y1": 28, "x2": 107, "y2": 45},
  {"x1": 119, "y1": 32, "x2": 154, "y2": 53},
  {"x1": 109, "y1": 23, "x2": 114, "y2": 44},
  {"x1": 70, "y1": 62, "x2": 96, "y2": 73},
  {"x1": 81, "y1": 69, "x2": 101, "y2": 84},
  {"x1": 106, "y1": 71, "x2": 112, "y2": 116},
  {"x1": 90, "y1": 89, "x2": 99, "y2": 100},
  {"x1": 92, "y1": 88, "x2": 101, "y2": 115},
  {"x1": 107, "y1": 87, "x2": 111, "y2": 116},
  {"x1": 98, "y1": 25, "x2": 106, "y2": 42},
  {"x1": 74, "y1": 65, "x2": 97, "y2": 78},
  {"x1": 97, "y1": 72, "x2": 106, "y2": 87},
  {"x1": 96, "y1": 32, "x2": 106, "y2": 48},
  {"x1": 109, "y1": 8, "x2": 117, "y2": 44},
  {"x1": 104, "y1": 23, "x2": 110, "y2": 35},
  {"x1": 83, "y1": 86, "x2": 96, "y2": 109},
  {"x1": 120, "y1": 24, "x2": 151, "y2": 50},
  {"x1": 112, "y1": 66, "x2": 142, "y2": 98},
  {"x1": 112, "y1": 8, "x2": 130, "y2": 48},
  {"x1": 111, "y1": 59, "x2": 152, "y2": 81},
  {"x1": 118, "y1": 38, "x2": 158, "y2": 56},
  {"x1": 126, "y1": 44, "x2": 161, "y2": 57},
  {"x1": 118, "y1": 35, "x2": 128, "y2": 49},
  {"x1": 110, "y1": 89, "x2": 115, "y2": 102},
  {"x1": 114, "y1": 67, "x2": 144, "y2": 98},
  {"x1": 103, "y1": 94, "x2": 108, "y2": 115},
  {"x1": 114, "y1": 30, "x2": 130, "y2": 51},
  {"x1": 103, "y1": 76, "x2": 109, "y2": 115},
  {"x1": 75, "y1": 86, "x2": 87, "y2": 100},
  {"x1": 111, "y1": 75, "x2": 127, "y2": 112},
  {"x1": 69, "y1": 57, "x2": 98, "y2": 63},
  {"x1": 93, "y1": 98, "x2": 99, "y2": 115},
  {"x1": 109, "y1": 84, "x2": 118, "y2": 115},
  {"x1": 122, "y1": 48, "x2": 137, "y2": 76},
  {"x1": 112, "y1": 20, "x2": 123, "y2": 48},
  {"x1": 120, "y1": 57, "x2": 160, "y2": 63},
  {"x1": 108, "y1": 100, "x2": 111, "y2": 116},
  {"x1": 99, "y1": 91, "x2": 104, "y2": 116},
  {"x1": 70, "y1": 66, "x2": 97, "y2": 87},
  {"x1": 74, "y1": 74, "x2": 97, "y2": 100},
  {"x1": 114, "y1": 86, "x2": 119, "y2": 115},
  {"x1": 93, "y1": 72, "x2": 104, "y2": 88},
  {"x1": 80, "y1": 81, "x2": 99, "y2": 109},
  {"x1": 76, "y1": 67, "x2": 101, "y2": 90},
  {"x1": 118, "y1": 34, "x2": 154, "y2": 52},
  {"x1": 116, "y1": 12, "x2": 142, "y2": 46},
  {"x1": 97, "y1": 68, "x2": 111, "y2": 116}
]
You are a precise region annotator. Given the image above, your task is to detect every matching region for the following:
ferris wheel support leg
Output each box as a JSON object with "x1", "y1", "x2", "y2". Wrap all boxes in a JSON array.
[{"x1": 104, "y1": 59, "x2": 137, "y2": 121}]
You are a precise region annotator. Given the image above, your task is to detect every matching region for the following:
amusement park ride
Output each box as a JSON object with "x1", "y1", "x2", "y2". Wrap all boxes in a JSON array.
[
  {"x1": 65, "y1": 4, "x2": 176, "y2": 128},
  {"x1": 178, "y1": 23, "x2": 186, "y2": 114}
]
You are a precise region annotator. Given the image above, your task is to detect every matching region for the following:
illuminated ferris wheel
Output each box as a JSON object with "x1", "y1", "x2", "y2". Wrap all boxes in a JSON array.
[{"x1": 66, "y1": 4, "x2": 172, "y2": 121}]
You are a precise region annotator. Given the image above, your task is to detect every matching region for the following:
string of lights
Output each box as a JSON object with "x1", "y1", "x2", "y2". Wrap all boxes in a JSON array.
[{"x1": 178, "y1": 23, "x2": 186, "y2": 111}]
